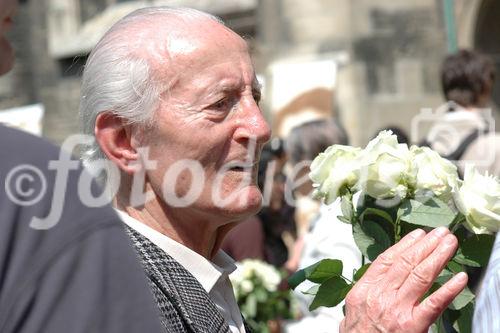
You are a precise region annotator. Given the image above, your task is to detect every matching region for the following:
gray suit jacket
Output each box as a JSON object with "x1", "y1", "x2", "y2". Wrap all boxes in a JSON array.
[{"x1": 125, "y1": 226, "x2": 252, "y2": 333}]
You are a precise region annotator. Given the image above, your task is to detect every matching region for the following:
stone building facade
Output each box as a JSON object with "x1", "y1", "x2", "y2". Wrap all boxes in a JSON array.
[{"x1": 1, "y1": 0, "x2": 498, "y2": 146}]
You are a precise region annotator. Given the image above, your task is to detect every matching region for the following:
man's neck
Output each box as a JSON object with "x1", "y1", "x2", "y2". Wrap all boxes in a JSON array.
[{"x1": 115, "y1": 198, "x2": 235, "y2": 259}]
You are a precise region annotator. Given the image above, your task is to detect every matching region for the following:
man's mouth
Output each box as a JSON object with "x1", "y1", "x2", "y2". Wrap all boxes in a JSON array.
[{"x1": 226, "y1": 161, "x2": 256, "y2": 172}]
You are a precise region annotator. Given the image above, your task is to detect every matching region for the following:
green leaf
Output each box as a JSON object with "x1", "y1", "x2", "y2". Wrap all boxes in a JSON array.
[
  {"x1": 446, "y1": 260, "x2": 464, "y2": 273},
  {"x1": 288, "y1": 270, "x2": 306, "y2": 290},
  {"x1": 433, "y1": 270, "x2": 474, "y2": 311},
  {"x1": 453, "y1": 252, "x2": 481, "y2": 268},
  {"x1": 400, "y1": 198, "x2": 456, "y2": 228},
  {"x1": 305, "y1": 259, "x2": 344, "y2": 284},
  {"x1": 353, "y1": 264, "x2": 371, "y2": 282},
  {"x1": 337, "y1": 215, "x2": 351, "y2": 224},
  {"x1": 459, "y1": 234, "x2": 495, "y2": 267},
  {"x1": 309, "y1": 276, "x2": 352, "y2": 311},
  {"x1": 397, "y1": 198, "x2": 412, "y2": 219},
  {"x1": 449, "y1": 287, "x2": 475, "y2": 311},
  {"x1": 453, "y1": 226, "x2": 468, "y2": 243},
  {"x1": 288, "y1": 259, "x2": 343, "y2": 289},
  {"x1": 302, "y1": 285, "x2": 319, "y2": 296},
  {"x1": 359, "y1": 207, "x2": 394, "y2": 225},
  {"x1": 352, "y1": 221, "x2": 392, "y2": 261},
  {"x1": 454, "y1": 302, "x2": 474, "y2": 333},
  {"x1": 341, "y1": 195, "x2": 354, "y2": 221},
  {"x1": 436, "y1": 269, "x2": 453, "y2": 282}
]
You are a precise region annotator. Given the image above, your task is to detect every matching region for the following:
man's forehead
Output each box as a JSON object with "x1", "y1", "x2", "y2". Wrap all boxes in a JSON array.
[
  {"x1": 132, "y1": 15, "x2": 246, "y2": 62},
  {"x1": 144, "y1": 27, "x2": 254, "y2": 90}
]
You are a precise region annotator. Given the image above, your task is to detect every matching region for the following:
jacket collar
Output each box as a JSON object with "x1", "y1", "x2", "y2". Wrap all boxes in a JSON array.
[{"x1": 125, "y1": 226, "x2": 231, "y2": 333}]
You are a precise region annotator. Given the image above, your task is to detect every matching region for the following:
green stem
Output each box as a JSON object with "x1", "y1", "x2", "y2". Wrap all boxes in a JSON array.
[
  {"x1": 394, "y1": 216, "x2": 402, "y2": 243},
  {"x1": 449, "y1": 214, "x2": 465, "y2": 234},
  {"x1": 341, "y1": 275, "x2": 353, "y2": 284}
]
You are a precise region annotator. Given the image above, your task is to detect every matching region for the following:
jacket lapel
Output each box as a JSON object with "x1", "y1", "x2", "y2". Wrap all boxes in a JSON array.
[{"x1": 125, "y1": 226, "x2": 231, "y2": 333}]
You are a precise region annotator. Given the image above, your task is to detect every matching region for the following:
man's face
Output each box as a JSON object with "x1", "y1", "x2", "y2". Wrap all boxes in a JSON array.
[
  {"x1": 141, "y1": 21, "x2": 271, "y2": 224},
  {"x1": 0, "y1": 0, "x2": 17, "y2": 75}
]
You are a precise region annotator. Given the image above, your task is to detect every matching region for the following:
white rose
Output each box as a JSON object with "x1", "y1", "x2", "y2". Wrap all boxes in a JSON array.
[
  {"x1": 258, "y1": 265, "x2": 281, "y2": 292},
  {"x1": 240, "y1": 280, "x2": 254, "y2": 293},
  {"x1": 357, "y1": 130, "x2": 415, "y2": 199},
  {"x1": 309, "y1": 145, "x2": 362, "y2": 204},
  {"x1": 232, "y1": 260, "x2": 282, "y2": 292},
  {"x1": 410, "y1": 146, "x2": 459, "y2": 198},
  {"x1": 453, "y1": 165, "x2": 500, "y2": 234}
]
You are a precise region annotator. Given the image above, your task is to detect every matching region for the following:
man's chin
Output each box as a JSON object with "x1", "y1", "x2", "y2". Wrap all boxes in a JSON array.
[{"x1": 216, "y1": 186, "x2": 263, "y2": 219}]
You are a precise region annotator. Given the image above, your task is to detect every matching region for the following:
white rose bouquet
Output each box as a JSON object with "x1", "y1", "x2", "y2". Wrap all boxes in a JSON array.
[
  {"x1": 289, "y1": 130, "x2": 500, "y2": 332},
  {"x1": 230, "y1": 259, "x2": 292, "y2": 333}
]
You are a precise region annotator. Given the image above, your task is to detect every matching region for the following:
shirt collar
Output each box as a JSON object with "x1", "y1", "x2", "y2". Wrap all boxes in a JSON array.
[{"x1": 116, "y1": 209, "x2": 237, "y2": 293}]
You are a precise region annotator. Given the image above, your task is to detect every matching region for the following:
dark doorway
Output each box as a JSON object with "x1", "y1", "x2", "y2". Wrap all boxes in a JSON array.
[{"x1": 475, "y1": 0, "x2": 500, "y2": 108}]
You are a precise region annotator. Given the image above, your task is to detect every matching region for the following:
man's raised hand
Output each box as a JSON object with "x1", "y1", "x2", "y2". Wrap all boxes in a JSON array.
[{"x1": 340, "y1": 227, "x2": 468, "y2": 332}]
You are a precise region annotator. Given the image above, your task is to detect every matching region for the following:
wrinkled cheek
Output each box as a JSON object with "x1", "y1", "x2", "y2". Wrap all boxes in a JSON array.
[
  {"x1": 156, "y1": 166, "x2": 208, "y2": 207},
  {"x1": 173, "y1": 169, "x2": 198, "y2": 197}
]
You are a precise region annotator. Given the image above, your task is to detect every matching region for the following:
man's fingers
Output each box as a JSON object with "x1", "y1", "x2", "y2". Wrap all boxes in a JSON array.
[
  {"x1": 362, "y1": 228, "x2": 426, "y2": 281},
  {"x1": 397, "y1": 234, "x2": 458, "y2": 304},
  {"x1": 412, "y1": 272, "x2": 468, "y2": 329},
  {"x1": 382, "y1": 227, "x2": 450, "y2": 289}
]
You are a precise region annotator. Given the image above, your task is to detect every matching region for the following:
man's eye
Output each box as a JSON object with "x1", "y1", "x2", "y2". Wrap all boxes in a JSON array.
[
  {"x1": 211, "y1": 96, "x2": 237, "y2": 111},
  {"x1": 213, "y1": 98, "x2": 229, "y2": 109}
]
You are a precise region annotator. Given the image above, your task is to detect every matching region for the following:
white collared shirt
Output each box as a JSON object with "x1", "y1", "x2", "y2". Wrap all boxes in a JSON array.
[{"x1": 116, "y1": 210, "x2": 246, "y2": 333}]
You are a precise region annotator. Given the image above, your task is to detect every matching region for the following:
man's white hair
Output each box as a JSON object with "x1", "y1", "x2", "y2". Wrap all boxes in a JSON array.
[{"x1": 79, "y1": 6, "x2": 224, "y2": 164}]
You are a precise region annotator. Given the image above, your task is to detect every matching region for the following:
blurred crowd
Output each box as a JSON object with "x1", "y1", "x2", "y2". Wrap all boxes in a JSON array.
[{"x1": 222, "y1": 48, "x2": 500, "y2": 332}]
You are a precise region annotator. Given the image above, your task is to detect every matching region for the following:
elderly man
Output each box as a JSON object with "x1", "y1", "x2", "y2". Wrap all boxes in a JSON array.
[{"x1": 80, "y1": 7, "x2": 468, "y2": 333}]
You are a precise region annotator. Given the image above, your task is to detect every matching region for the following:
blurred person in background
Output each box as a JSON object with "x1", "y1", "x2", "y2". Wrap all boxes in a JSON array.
[
  {"x1": 285, "y1": 118, "x2": 361, "y2": 333},
  {"x1": 286, "y1": 118, "x2": 349, "y2": 237},
  {"x1": 422, "y1": 49, "x2": 500, "y2": 177},
  {"x1": 258, "y1": 138, "x2": 296, "y2": 267},
  {"x1": 0, "y1": 1, "x2": 162, "y2": 332},
  {"x1": 422, "y1": 49, "x2": 500, "y2": 296},
  {"x1": 222, "y1": 138, "x2": 295, "y2": 266},
  {"x1": 283, "y1": 118, "x2": 350, "y2": 273}
]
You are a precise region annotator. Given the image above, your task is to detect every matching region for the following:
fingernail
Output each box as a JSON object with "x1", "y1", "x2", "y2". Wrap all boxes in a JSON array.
[
  {"x1": 455, "y1": 272, "x2": 468, "y2": 282},
  {"x1": 410, "y1": 228, "x2": 425, "y2": 238},
  {"x1": 444, "y1": 234, "x2": 456, "y2": 245},
  {"x1": 435, "y1": 227, "x2": 449, "y2": 237}
]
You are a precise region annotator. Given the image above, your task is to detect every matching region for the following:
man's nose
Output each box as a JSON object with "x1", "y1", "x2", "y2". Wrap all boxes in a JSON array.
[{"x1": 235, "y1": 99, "x2": 272, "y2": 144}]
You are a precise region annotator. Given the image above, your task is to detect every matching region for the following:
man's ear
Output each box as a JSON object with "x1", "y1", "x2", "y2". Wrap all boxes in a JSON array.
[{"x1": 95, "y1": 112, "x2": 139, "y2": 175}]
